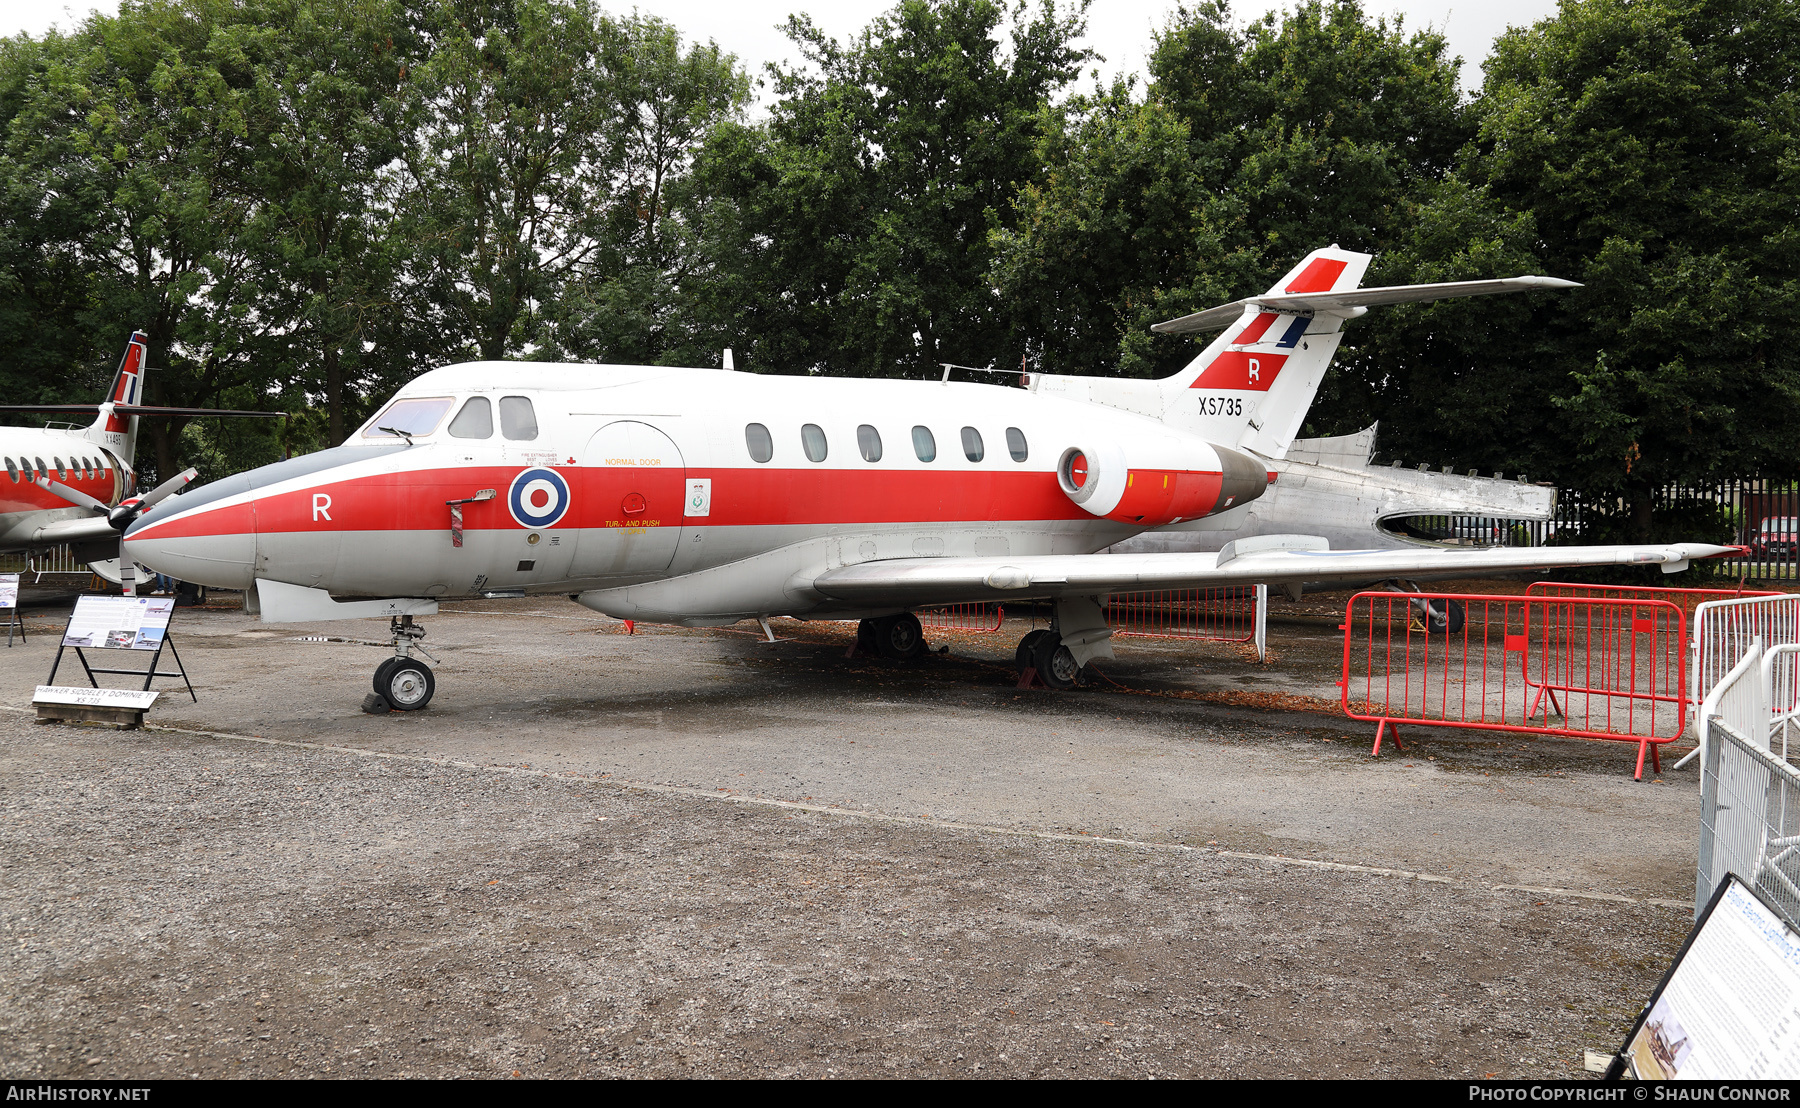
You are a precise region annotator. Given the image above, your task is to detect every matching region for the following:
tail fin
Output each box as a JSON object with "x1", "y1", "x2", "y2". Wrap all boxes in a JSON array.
[
  {"x1": 85, "y1": 331, "x2": 148, "y2": 473},
  {"x1": 1156, "y1": 247, "x2": 1370, "y2": 458},
  {"x1": 1024, "y1": 245, "x2": 1577, "y2": 461}
]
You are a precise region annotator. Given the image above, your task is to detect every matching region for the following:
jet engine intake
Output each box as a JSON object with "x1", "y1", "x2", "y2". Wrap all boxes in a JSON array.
[{"x1": 1056, "y1": 440, "x2": 1267, "y2": 527}]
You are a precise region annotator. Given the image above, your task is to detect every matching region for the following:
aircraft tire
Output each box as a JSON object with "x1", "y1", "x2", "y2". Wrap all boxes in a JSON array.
[
  {"x1": 384, "y1": 660, "x2": 436, "y2": 711},
  {"x1": 1015, "y1": 629, "x2": 1052, "y2": 673},
  {"x1": 855, "y1": 619, "x2": 879, "y2": 656},
  {"x1": 1427, "y1": 599, "x2": 1467, "y2": 635},
  {"x1": 1032, "y1": 634, "x2": 1082, "y2": 690},
  {"x1": 873, "y1": 613, "x2": 926, "y2": 661},
  {"x1": 373, "y1": 657, "x2": 400, "y2": 695}
]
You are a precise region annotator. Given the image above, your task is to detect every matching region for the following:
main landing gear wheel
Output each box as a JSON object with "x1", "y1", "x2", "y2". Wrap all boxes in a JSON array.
[
  {"x1": 1033, "y1": 633, "x2": 1083, "y2": 690},
  {"x1": 383, "y1": 660, "x2": 436, "y2": 711},
  {"x1": 1015, "y1": 628, "x2": 1052, "y2": 674},
  {"x1": 856, "y1": 618, "x2": 879, "y2": 656},
  {"x1": 1424, "y1": 598, "x2": 1466, "y2": 635},
  {"x1": 871, "y1": 612, "x2": 927, "y2": 660}
]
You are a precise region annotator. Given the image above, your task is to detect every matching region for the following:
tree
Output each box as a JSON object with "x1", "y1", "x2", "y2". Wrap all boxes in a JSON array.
[
  {"x1": 399, "y1": 0, "x2": 619, "y2": 363},
  {"x1": 546, "y1": 13, "x2": 750, "y2": 367},
  {"x1": 236, "y1": 0, "x2": 417, "y2": 444},
  {"x1": 1340, "y1": 0, "x2": 1800, "y2": 541},
  {"x1": 0, "y1": 0, "x2": 281, "y2": 482},
  {"x1": 691, "y1": 0, "x2": 1092, "y2": 377},
  {"x1": 991, "y1": 0, "x2": 1469, "y2": 378}
]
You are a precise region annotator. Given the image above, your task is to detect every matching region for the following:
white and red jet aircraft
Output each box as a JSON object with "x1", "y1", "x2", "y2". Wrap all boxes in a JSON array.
[
  {"x1": 121, "y1": 248, "x2": 1730, "y2": 711},
  {"x1": 0, "y1": 332, "x2": 280, "y2": 583}
]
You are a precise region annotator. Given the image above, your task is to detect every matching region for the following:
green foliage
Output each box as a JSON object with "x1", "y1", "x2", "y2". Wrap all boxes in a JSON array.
[
  {"x1": 1339, "y1": 0, "x2": 1800, "y2": 540},
  {"x1": 690, "y1": 0, "x2": 1092, "y2": 376},
  {"x1": 0, "y1": 0, "x2": 1795, "y2": 552},
  {"x1": 992, "y1": 0, "x2": 1468, "y2": 377}
]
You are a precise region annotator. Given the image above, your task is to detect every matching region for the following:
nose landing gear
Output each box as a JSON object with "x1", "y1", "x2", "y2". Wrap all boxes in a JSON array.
[{"x1": 362, "y1": 615, "x2": 439, "y2": 713}]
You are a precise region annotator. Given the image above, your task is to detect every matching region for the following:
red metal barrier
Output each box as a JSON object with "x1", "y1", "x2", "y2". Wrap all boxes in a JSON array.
[
  {"x1": 1339, "y1": 591, "x2": 1688, "y2": 779},
  {"x1": 1108, "y1": 588, "x2": 1260, "y2": 643},
  {"x1": 919, "y1": 603, "x2": 1004, "y2": 633}
]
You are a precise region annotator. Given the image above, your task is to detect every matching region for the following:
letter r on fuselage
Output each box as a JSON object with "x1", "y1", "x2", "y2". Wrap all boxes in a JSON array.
[{"x1": 313, "y1": 493, "x2": 332, "y2": 522}]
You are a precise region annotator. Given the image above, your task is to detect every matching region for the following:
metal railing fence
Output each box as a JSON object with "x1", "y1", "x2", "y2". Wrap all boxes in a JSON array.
[
  {"x1": 1686, "y1": 596, "x2": 1800, "y2": 769},
  {"x1": 1697, "y1": 713, "x2": 1800, "y2": 928},
  {"x1": 1393, "y1": 477, "x2": 1800, "y2": 580},
  {"x1": 1340, "y1": 591, "x2": 1688, "y2": 778},
  {"x1": 918, "y1": 604, "x2": 1005, "y2": 633},
  {"x1": 0, "y1": 544, "x2": 89, "y2": 579}
]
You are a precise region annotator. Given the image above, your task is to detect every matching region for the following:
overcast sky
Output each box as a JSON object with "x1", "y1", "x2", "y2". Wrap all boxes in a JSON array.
[{"x1": 7, "y1": 0, "x2": 1561, "y2": 96}]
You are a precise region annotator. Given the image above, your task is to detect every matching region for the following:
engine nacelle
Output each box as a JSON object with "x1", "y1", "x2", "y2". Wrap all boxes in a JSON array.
[{"x1": 1056, "y1": 438, "x2": 1269, "y2": 527}]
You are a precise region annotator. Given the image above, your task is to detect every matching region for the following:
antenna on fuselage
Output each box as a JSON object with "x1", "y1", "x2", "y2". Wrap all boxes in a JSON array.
[{"x1": 722, "y1": 348, "x2": 735, "y2": 371}]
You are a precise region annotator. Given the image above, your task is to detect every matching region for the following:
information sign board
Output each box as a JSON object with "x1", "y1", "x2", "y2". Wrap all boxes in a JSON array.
[
  {"x1": 0, "y1": 573, "x2": 17, "y2": 610},
  {"x1": 60, "y1": 595, "x2": 173, "y2": 651},
  {"x1": 32, "y1": 685, "x2": 159, "y2": 709},
  {"x1": 1618, "y1": 876, "x2": 1800, "y2": 1078}
]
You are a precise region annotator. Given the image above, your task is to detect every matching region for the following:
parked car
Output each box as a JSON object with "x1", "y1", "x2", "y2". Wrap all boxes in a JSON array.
[{"x1": 1755, "y1": 516, "x2": 1799, "y2": 558}]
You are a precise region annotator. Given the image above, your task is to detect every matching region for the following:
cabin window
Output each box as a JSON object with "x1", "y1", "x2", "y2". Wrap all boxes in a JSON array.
[
  {"x1": 3, "y1": 458, "x2": 14, "y2": 482},
  {"x1": 801, "y1": 423, "x2": 828, "y2": 463},
  {"x1": 54, "y1": 457, "x2": 66, "y2": 481},
  {"x1": 912, "y1": 426, "x2": 936, "y2": 462},
  {"x1": 34, "y1": 457, "x2": 46, "y2": 480},
  {"x1": 745, "y1": 423, "x2": 773, "y2": 463},
  {"x1": 1006, "y1": 427, "x2": 1028, "y2": 462},
  {"x1": 960, "y1": 428, "x2": 984, "y2": 463},
  {"x1": 499, "y1": 396, "x2": 538, "y2": 441},
  {"x1": 362, "y1": 396, "x2": 453, "y2": 440},
  {"x1": 448, "y1": 397, "x2": 493, "y2": 439},
  {"x1": 857, "y1": 425, "x2": 882, "y2": 463}
]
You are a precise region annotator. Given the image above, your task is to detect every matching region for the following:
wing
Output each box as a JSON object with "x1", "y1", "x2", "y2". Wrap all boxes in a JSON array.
[
  {"x1": 1150, "y1": 276, "x2": 1579, "y2": 335},
  {"x1": 809, "y1": 541, "x2": 1735, "y2": 606}
]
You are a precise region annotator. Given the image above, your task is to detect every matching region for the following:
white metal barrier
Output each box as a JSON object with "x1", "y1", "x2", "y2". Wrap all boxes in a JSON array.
[
  {"x1": 1692, "y1": 594, "x2": 1800, "y2": 709},
  {"x1": 1700, "y1": 639, "x2": 1768, "y2": 767},
  {"x1": 1676, "y1": 595, "x2": 1800, "y2": 769},
  {"x1": 1697, "y1": 713, "x2": 1800, "y2": 926},
  {"x1": 1764, "y1": 644, "x2": 1800, "y2": 762},
  {"x1": 0, "y1": 544, "x2": 91, "y2": 580}
]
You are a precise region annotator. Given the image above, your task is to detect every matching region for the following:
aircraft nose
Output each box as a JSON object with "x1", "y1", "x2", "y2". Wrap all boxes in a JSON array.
[
  {"x1": 123, "y1": 487, "x2": 257, "y2": 590},
  {"x1": 123, "y1": 442, "x2": 405, "y2": 592}
]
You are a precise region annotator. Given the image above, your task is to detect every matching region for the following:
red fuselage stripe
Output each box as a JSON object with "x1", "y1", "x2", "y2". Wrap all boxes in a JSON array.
[{"x1": 136, "y1": 463, "x2": 1231, "y2": 539}]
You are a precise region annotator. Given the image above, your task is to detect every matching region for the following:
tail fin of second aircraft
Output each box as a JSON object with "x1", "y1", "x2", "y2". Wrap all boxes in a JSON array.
[{"x1": 85, "y1": 330, "x2": 149, "y2": 473}]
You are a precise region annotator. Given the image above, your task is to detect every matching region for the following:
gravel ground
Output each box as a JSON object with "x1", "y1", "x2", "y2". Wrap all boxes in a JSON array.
[{"x1": 0, "y1": 586, "x2": 1702, "y2": 1079}]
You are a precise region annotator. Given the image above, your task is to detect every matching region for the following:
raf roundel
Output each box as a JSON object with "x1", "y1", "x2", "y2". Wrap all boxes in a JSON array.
[{"x1": 508, "y1": 468, "x2": 571, "y2": 529}]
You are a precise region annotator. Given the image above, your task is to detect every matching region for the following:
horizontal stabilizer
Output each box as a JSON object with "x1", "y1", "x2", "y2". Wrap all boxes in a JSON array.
[{"x1": 1150, "y1": 276, "x2": 1580, "y2": 335}]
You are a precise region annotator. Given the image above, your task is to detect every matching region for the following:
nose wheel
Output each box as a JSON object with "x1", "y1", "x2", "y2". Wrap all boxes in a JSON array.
[
  {"x1": 378, "y1": 659, "x2": 435, "y2": 710},
  {"x1": 362, "y1": 615, "x2": 438, "y2": 713}
]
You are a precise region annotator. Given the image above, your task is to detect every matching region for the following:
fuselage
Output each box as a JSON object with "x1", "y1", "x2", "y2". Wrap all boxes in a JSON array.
[
  {"x1": 0, "y1": 429, "x2": 127, "y2": 549},
  {"x1": 124, "y1": 361, "x2": 1269, "y2": 623}
]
